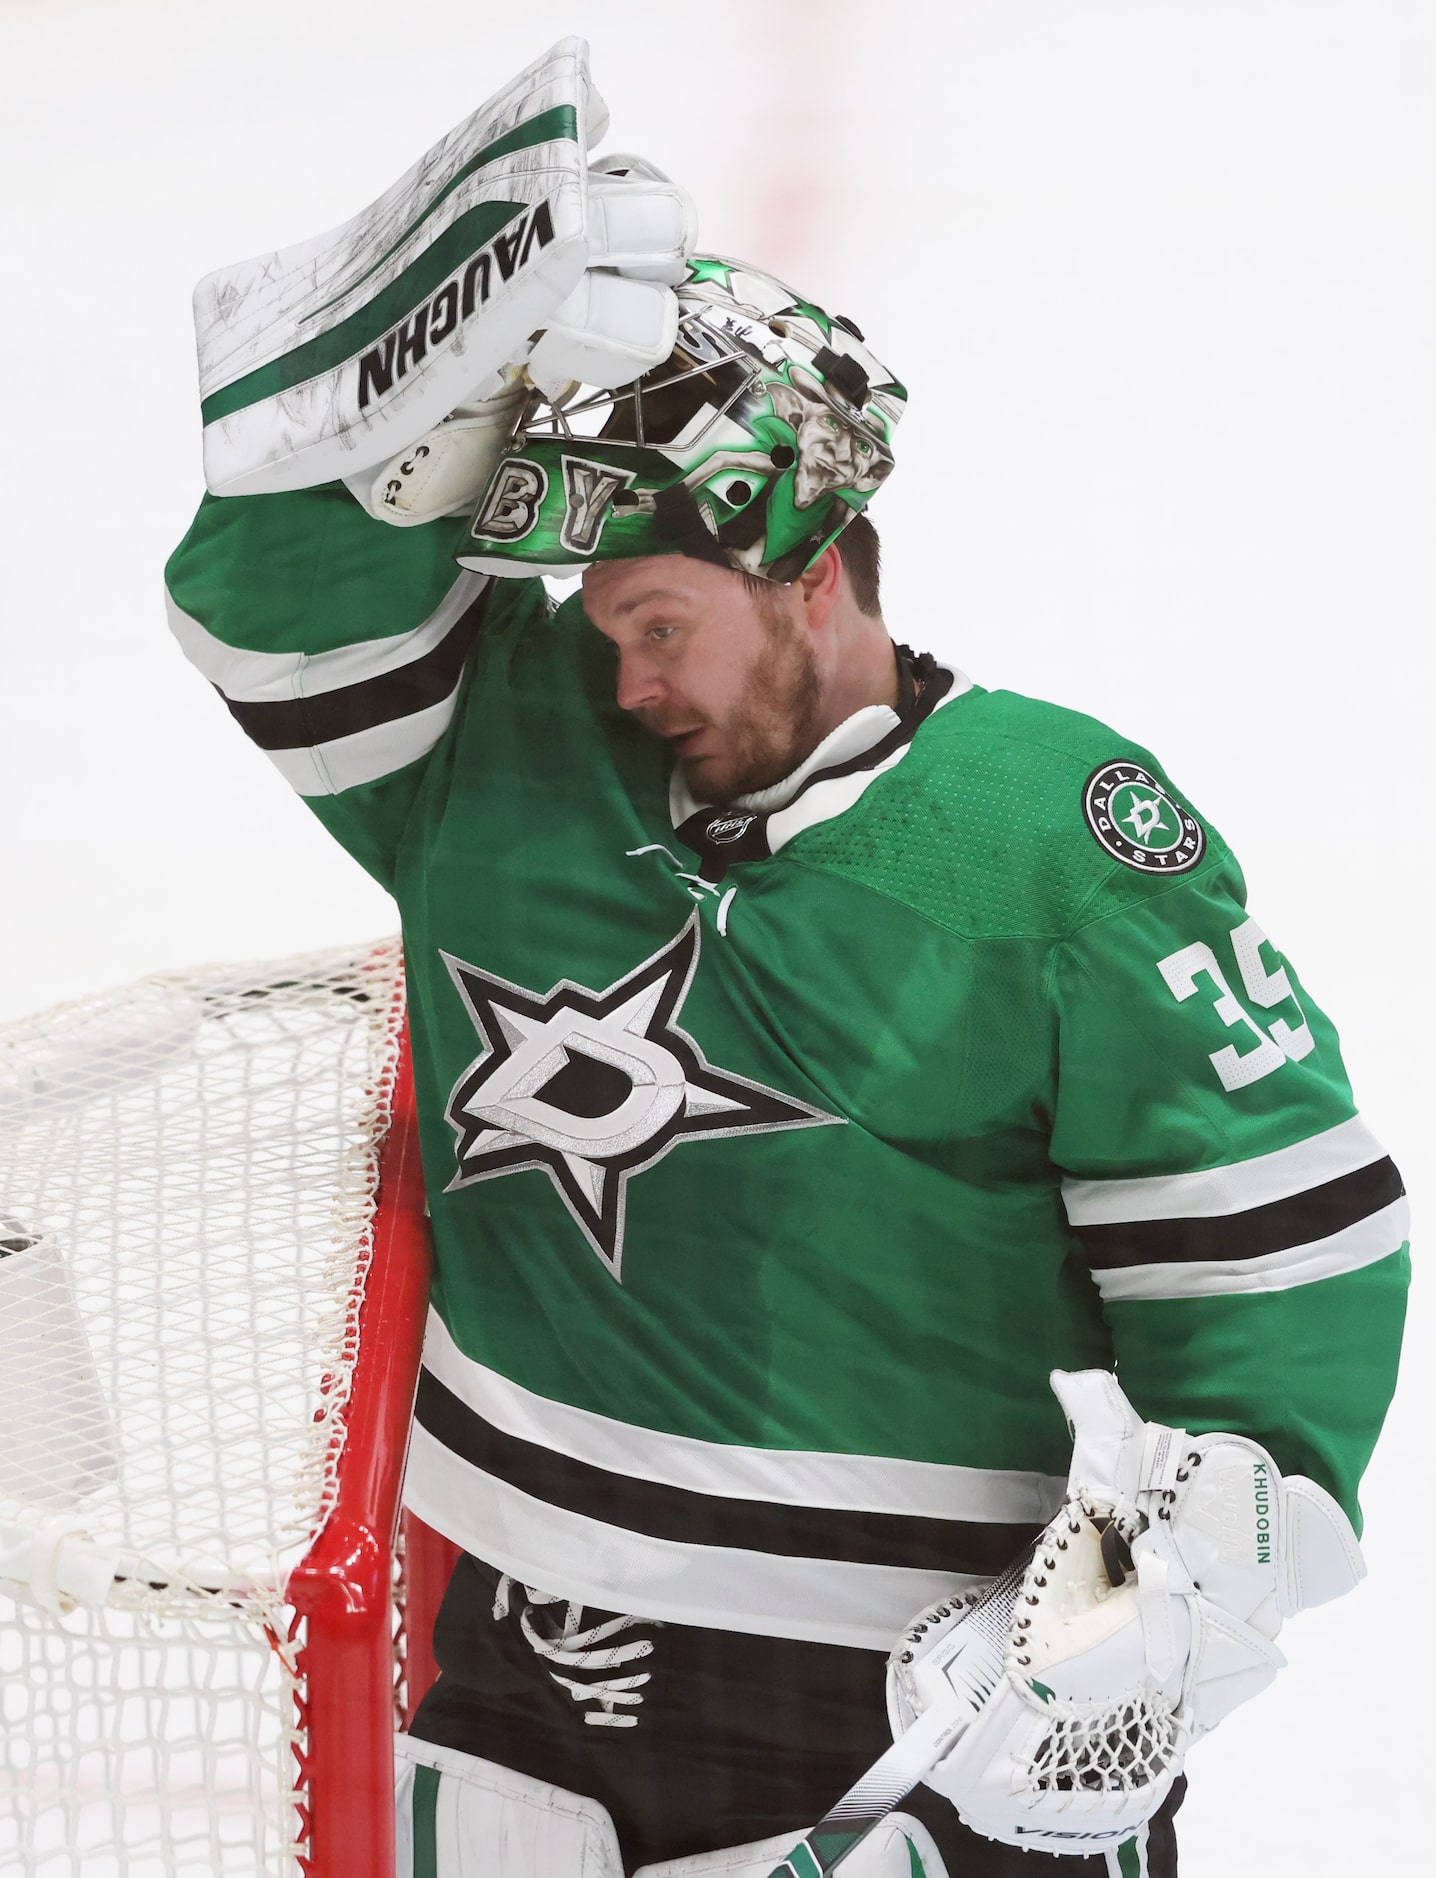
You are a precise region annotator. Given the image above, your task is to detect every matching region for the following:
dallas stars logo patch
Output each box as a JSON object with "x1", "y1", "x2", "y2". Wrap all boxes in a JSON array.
[
  {"x1": 441, "y1": 915, "x2": 841, "y2": 1279},
  {"x1": 1082, "y1": 760, "x2": 1206, "y2": 875}
]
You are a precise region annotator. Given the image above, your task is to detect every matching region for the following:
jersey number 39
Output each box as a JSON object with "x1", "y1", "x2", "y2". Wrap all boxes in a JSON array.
[{"x1": 1157, "y1": 918, "x2": 1315, "y2": 1093}]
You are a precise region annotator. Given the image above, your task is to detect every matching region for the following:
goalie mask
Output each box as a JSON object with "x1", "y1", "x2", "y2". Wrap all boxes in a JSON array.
[{"x1": 456, "y1": 256, "x2": 906, "y2": 584}]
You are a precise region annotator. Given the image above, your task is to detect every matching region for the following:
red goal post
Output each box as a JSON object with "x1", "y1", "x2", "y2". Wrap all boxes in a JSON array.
[
  {"x1": 0, "y1": 942, "x2": 461, "y2": 1877},
  {"x1": 286, "y1": 1021, "x2": 459, "y2": 1878}
]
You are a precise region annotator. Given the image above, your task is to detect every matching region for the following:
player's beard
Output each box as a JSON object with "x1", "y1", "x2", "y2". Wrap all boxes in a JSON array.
[{"x1": 680, "y1": 592, "x2": 823, "y2": 804}]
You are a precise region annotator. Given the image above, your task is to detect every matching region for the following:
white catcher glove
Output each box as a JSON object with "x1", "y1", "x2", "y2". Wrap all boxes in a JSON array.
[
  {"x1": 885, "y1": 1370, "x2": 1364, "y2": 1858},
  {"x1": 195, "y1": 39, "x2": 695, "y2": 499}
]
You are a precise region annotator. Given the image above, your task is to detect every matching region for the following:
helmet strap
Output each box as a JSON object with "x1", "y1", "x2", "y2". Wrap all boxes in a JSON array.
[{"x1": 651, "y1": 486, "x2": 730, "y2": 567}]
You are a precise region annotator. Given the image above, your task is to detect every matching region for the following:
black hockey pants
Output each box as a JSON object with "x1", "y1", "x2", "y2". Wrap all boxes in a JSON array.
[{"x1": 407, "y1": 1553, "x2": 1183, "y2": 1876}]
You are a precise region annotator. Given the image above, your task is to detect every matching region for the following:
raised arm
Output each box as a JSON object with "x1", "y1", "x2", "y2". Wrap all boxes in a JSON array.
[
  {"x1": 167, "y1": 38, "x2": 693, "y2": 890},
  {"x1": 165, "y1": 487, "x2": 509, "y2": 892}
]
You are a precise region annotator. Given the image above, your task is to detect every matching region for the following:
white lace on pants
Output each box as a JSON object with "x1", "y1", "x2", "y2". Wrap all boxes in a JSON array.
[{"x1": 493, "y1": 1575, "x2": 659, "y2": 1728}]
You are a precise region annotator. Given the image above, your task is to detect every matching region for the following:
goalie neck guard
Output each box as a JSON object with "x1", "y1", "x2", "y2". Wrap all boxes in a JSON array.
[{"x1": 457, "y1": 256, "x2": 906, "y2": 584}]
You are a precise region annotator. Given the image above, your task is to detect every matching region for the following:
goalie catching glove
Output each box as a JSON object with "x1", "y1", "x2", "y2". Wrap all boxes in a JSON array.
[
  {"x1": 194, "y1": 39, "x2": 695, "y2": 502},
  {"x1": 885, "y1": 1370, "x2": 1365, "y2": 1857}
]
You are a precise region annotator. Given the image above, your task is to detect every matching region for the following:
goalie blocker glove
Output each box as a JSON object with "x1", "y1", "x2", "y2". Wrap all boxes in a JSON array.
[
  {"x1": 885, "y1": 1369, "x2": 1364, "y2": 1857},
  {"x1": 344, "y1": 156, "x2": 695, "y2": 529},
  {"x1": 193, "y1": 40, "x2": 695, "y2": 501}
]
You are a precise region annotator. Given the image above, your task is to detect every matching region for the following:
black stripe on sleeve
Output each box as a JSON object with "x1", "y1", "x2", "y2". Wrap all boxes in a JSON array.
[
  {"x1": 1078, "y1": 1156, "x2": 1405, "y2": 1271},
  {"x1": 414, "y1": 1372, "x2": 1040, "y2": 1577},
  {"x1": 218, "y1": 585, "x2": 490, "y2": 752}
]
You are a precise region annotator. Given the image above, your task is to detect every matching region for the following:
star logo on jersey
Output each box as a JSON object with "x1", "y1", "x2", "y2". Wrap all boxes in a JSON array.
[
  {"x1": 440, "y1": 915, "x2": 841, "y2": 1279},
  {"x1": 1081, "y1": 760, "x2": 1207, "y2": 875}
]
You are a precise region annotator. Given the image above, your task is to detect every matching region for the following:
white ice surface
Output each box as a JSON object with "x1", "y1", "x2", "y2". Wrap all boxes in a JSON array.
[{"x1": 1, "y1": 2, "x2": 1431, "y2": 1870}]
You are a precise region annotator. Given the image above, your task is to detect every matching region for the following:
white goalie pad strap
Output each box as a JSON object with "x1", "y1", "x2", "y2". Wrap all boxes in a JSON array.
[
  {"x1": 631, "y1": 1813, "x2": 949, "y2": 1877},
  {"x1": 394, "y1": 1736, "x2": 624, "y2": 1878},
  {"x1": 196, "y1": 38, "x2": 634, "y2": 497}
]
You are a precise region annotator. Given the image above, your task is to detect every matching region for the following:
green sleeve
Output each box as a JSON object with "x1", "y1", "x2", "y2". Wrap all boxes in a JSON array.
[
  {"x1": 164, "y1": 485, "x2": 544, "y2": 893},
  {"x1": 1049, "y1": 847, "x2": 1409, "y2": 1527}
]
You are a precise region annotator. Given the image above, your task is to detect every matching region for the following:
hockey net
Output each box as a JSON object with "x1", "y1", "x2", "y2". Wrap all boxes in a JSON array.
[{"x1": 0, "y1": 940, "x2": 455, "y2": 1877}]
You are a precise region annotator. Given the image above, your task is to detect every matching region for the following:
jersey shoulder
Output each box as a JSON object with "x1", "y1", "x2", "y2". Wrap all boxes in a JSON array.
[{"x1": 793, "y1": 681, "x2": 1234, "y2": 939}]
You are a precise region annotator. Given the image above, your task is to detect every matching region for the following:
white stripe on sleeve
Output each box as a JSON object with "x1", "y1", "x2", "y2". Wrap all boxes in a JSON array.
[
  {"x1": 1093, "y1": 1195, "x2": 1409, "y2": 1302},
  {"x1": 268, "y1": 691, "x2": 464, "y2": 797},
  {"x1": 164, "y1": 570, "x2": 486, "y2": 702},
  {"x1": 1062, "y1": 1115, "x2": 1386, "y2": 1226}
]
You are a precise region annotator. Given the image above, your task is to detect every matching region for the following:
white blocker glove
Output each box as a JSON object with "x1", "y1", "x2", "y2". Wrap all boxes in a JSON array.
[
  {"x1": 195, "y1": 38, "x2": 695, "y2": 502},
  {"x1": 344, "y1": 155, "x2": 693, "y2": 527},
  {"x1": 885, "y1": 1370, "x2": 1365, "y2": 1858}
]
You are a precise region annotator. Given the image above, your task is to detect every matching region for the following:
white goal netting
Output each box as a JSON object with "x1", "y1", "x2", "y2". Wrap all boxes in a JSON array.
[{"x1": 0, "y1": 940, "x2": 408, "y2": 1878}]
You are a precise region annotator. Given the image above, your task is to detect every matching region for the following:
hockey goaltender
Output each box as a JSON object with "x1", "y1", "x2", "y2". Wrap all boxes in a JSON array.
[{"x1": 165, "y1": 40, "x2": 1408, "y2": 1878}]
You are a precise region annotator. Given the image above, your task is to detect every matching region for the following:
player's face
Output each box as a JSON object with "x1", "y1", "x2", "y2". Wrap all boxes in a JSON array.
[{"x1": 583, "y1": 556, "x2": 822, "y2": 804}]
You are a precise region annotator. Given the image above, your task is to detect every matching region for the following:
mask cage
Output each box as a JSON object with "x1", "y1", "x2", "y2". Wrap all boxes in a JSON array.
[{"x1": 517, "y1": 310, "x2": 792, "y2": 457}]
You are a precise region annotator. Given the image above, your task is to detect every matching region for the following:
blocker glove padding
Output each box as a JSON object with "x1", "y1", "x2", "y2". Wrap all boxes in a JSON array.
[
  {"x1": 885, "y1": 1370, "x2": 1364, "y2": 1857},
  {"x1": 194, "y1": 39, "x2": 695, "y2": 500},
  {"x1": 343, "y1": 156, "x2": 692, "y2": 528}
]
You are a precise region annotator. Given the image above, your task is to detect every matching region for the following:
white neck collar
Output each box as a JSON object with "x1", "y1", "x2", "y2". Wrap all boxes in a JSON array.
[{"x1": 669, "y1": 701, "x2": 903, "y2": 829}]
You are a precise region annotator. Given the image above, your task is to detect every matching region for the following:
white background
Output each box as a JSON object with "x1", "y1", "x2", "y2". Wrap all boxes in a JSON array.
[{"x1": 1, "y1": 1, "x2": 1429, "y2": 1868}]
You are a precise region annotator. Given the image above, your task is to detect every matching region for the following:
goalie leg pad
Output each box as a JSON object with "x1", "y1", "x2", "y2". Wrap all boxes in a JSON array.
[
  {"x1": 631, "y1": 1812, "x2": 949, "y2": 1877},
  {"x1": 394, "y1": 1735, "x2": 624, "y2": 1878}
]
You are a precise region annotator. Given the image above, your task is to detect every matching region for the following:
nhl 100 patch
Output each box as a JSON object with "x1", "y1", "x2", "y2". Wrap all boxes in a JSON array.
[{"x1": 1082, "y1": 761, "x2": 1206, "y2": 873}]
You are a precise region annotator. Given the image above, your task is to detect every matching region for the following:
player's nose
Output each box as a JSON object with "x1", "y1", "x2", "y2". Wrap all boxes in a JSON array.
[{"x1": 614, "y1": 649, "x2": 665, "y2": 714}]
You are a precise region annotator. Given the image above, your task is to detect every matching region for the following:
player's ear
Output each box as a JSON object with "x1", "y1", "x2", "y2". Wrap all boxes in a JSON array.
[{"x1": 795, "y1": 543, "x2": 844, "y2": 627}]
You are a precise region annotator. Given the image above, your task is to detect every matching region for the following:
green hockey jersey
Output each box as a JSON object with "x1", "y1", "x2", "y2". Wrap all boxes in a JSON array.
[{"x1": 165, "y1": 485, "x2": 1408, "y2": 1650}]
